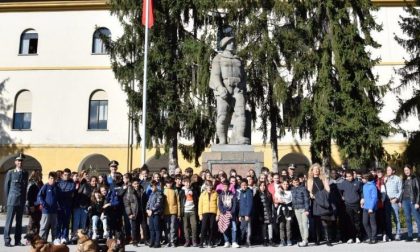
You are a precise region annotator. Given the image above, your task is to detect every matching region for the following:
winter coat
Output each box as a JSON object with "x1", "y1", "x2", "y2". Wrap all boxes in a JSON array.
[
  {"x1": 146, "y1": 190, "x2": 163, "y2": 215},
  {"x1": 37, "y1": 183, "x2": 60, "y2": 214},
  {"x1": 163, "y1": 187, "x2": 181, "y2": 216},
  {"x1": 238, "y1": 188, "x2": 253, "y2": 217},
  {"x1": 56, "y1": 179, "x2": 76, "y2": 208},
  {"x1": 363, "y1": 181, "x2": 378, "y2": 211},
  {"x1": 123, "y1": 185, "x2": 147, "y2": 218},
  {"x1": 198, "y1": 191, "x2": 219, "y2": 216},
  {"x1": 313, "y1": 190, "x2": 335, "y2": 216},
  {"x1": 291, "y1": 185, "x2": 310, "y2": 211},
  {"x1": 73, "y1": 179, "x2": 92, "y2": 209},
  {"x1": 27, "y1": 180, "x2": 43, "y2": 207},
  {"x1": 253, "y1": 190, "x2": 273, "y2": 223},
  {"x1": 218, "y1": 191, "x2": 237, "y2": 218},
  {"x1": 400, "y1": 176, "x2": 420, "y2": 205}
]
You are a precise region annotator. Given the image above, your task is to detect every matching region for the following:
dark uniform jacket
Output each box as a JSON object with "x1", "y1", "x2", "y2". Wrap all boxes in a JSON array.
[{"x1": 4, "y1": 168, "x2": 28, "y2": 207}]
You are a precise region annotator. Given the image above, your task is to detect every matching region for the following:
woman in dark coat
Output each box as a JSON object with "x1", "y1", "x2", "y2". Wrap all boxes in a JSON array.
[
  {"x1": 253, "y1": 181, "x2": 276, "y2": 246},
  {"x1": 26, "y1": 170, "x2": 43, "y2": 234},
  {"x1": 307, "y1": 163, "x2": 335, "y2": 246}
]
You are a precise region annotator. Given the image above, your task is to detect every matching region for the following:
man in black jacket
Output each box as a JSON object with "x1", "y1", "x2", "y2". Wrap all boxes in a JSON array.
[{"x1": 337, "y1": 170, "x2": 363, "y2": 244}]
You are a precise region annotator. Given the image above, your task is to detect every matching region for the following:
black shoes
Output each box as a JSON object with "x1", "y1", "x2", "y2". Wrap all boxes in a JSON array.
[
  {"x1": 5, "y1": 242, "x2": 13, "y2": 247},
  {"x1": 369, "y1": 239, "x2": 377, "y2": 244},
  {"x1": 406, "y1": 237, "x2": 413, "y2": 242}
]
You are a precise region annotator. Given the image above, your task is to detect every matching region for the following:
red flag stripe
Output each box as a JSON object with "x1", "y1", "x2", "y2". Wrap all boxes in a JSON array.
[{"x1": 142, "y1": 0, "x2": 154, "y2": 28}]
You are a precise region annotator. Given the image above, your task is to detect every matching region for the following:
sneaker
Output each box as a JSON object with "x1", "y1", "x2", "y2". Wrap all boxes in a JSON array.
[
  {"x1": 406, "y1": 237, "x2": 413, "y2": 242},
  {"x1": 92, "y1": 233, "x2": 97, "y2": 240},
  {"x1": 60, "y1": 238, "x2": 67, "y2": 244},
  {"x1": 103, "y1": 231, "x2": 110, "y2": 239},
  {"x1": 347, "y1": 239, "x2": 354, "y2": 244},
  {"x1": 287, "y1": 240, "x2": 292, "y2": 246},
  {"x1": 280, "y1": 240, "x2": 286, "y2": 247},
  {"x1": 53, "y1": 239, "x2": 61, "y2": 245},
  {"x1": 356, "y1": 238, "x2": 361, "y2": 244},
  {"x1": 223, "y1": 242, "x2": 230, "y2": 248},
  {"x1": 395, "y1": 235, "x2": 401, "y2": 241},
  {"x1": 5, "y1": 242, "x2": 12, "y2": 247},
  {"x1": 298, "y1": 241, "x2": 308, "y2": 247},
  {"x1": 232, "y1": 242, "x2": 240, "y2": 248},
  {"x1": 382, "y1": 235, "x2": 388, "y2": 242},
  {"x1": 184, "y1": 240, "x2": 190, "y2": 247}
]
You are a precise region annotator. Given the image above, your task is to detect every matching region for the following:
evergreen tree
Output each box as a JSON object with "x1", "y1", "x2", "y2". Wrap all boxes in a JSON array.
[
  {"x1": 303, "y1": 0, "x2": 390, "y2": 168},
  {"x1": 394, "y1": 0, "x2": 420, "y2": 165},
  {"x1": 106, "y1": 0, "x2": 216, "y2": 171}
]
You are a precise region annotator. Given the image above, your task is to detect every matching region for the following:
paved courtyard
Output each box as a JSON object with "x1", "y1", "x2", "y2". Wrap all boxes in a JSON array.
[{"x1": 1, "y1": 213, "x2": 418, "y2": 252}]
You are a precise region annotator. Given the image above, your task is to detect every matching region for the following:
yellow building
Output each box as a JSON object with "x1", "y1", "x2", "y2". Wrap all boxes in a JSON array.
[{"x1": 0, "y1": 0, "x2": 416, "y2": 206}]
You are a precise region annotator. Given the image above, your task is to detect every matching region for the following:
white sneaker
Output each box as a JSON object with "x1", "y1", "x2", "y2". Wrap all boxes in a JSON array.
[
  {"x1": 347, "y1": 239, "x2": 354, "y2": 244},
  {"x1": 223, "y1": 242, "x2": 230, "y2": 248},
  {"x1": 60, "y1": 238, "x2": 67, "y2": 244},
  {"x1": 383, "y1": 235, "x2": 387, "y2": 242},
  {"x1": 53, "y1": 239, "x2": 61, "y2": 245},
  {"x1": 232, "y1": 242, "x2": 240, "y2": 248},
  {"x1": 103, "y1": 231, "x2": 109, "y2": 239},
  {"x1": 92, "y1": 233, "x2": 97, "y2": 240},
  {"x1": 298, "y1": 241, "x2": 308, "y2": 247},
  {"x1": 356, "y1": 238, "x2": 361, "y2": 244}
]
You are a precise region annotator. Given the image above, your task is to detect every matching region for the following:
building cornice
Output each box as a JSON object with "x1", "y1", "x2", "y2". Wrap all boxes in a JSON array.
[
  {"x1": 0, "y1": 0, "x2": 109, "y2": 12},
  {"x1": 0, "y1": 66, "x2": 111, "y2": 71},
  {"x1": 0, "y1": 0, "x2": 417, "y2": 12}
]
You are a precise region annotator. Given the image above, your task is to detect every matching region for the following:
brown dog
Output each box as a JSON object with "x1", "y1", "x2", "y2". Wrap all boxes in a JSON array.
[
  {"x1": 25, "y1": 232, "x2": 69, "y2": 252},
  {"x1": 106, "y1": 232, "x2": 125, "y2": 252},
  {"x1": 76, "y1": 229, "x2": 99, "y2": 252}
]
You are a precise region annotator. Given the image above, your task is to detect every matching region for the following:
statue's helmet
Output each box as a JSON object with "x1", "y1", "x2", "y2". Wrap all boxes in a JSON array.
[{"x1": 219, "y1": 36, "x2": 235, "y2": 49}]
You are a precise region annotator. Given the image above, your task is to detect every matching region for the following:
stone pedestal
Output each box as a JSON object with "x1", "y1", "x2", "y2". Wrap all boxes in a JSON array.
[{"x1": 202, "y1": 145, "x2": 264, "y2": 176}]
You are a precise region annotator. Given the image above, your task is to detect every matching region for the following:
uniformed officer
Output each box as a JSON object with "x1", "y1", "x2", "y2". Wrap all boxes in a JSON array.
[
  {"x1": 4, "y1": 153, "x2": 29, "y2": 247},
  {"x1": 107, "y1": 160, "x2": 119, "y2": 186}
]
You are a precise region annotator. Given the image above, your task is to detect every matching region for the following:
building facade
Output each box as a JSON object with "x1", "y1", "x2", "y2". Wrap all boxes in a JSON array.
[{"x1": 0, "y1": 0, "x2": 418, "y2": 206}]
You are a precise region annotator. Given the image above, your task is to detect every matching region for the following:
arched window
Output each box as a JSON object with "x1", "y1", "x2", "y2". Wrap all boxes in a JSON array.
[
  {"x1": 88, "y1": 90, "x2": 108, "y2": 129},
  {"x1": 19, "y1": 29, "x2": 38, "y2": 55},
  {"x1": 13, "y1": 90, "x2": 32, "y2": 129},
  {"x1": 92, "y1": 28, "x2": 111, "y2": 54}
]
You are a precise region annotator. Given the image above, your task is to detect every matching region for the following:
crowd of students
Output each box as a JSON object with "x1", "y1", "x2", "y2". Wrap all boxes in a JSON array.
[{"x1": 20, "y1": 161, "x2": 420, "y2": 248}]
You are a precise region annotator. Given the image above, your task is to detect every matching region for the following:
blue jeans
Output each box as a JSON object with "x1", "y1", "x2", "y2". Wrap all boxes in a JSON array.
[
  {"x1": 72, "y1": 208, "x2": 88, "y2": 235},
  {"x1": 402, "y1": 199, "x2": 420, "y2": 238},
  {"x1": 149, "y1": 215, "x2": 161, "y2": 246},
  {"x1": 385, "y1": 201, "x2": 401, "y2": 237},
  {"x1": 57, "y1": 207, "x2": 71, "y2": 240},
  {"x1": 223, "y1": 220, "x2": 237, "y2": 243}
]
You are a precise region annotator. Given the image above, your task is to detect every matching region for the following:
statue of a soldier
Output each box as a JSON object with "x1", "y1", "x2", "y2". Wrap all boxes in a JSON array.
[{"x1": 210, "y1": 37, "x2": 250, "y2": 145}]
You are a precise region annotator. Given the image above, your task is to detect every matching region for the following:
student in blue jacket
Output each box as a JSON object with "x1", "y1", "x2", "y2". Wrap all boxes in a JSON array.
[
  {"x1": 37, "y1": 172, "x2": 61, "y2": 243},
  {"x1": 238, "y1": 179, "x2": 253, "y2": 247},
  {"x1": 362, "y1": 173, "x2": 378, "y2": 244},
  {"x1": 146, "y1": 180, "x2": 164, "y2": 248}
]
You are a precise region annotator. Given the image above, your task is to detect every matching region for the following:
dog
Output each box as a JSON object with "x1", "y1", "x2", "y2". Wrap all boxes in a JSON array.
[
  {"x1": 106, "y1": 232, "x2": 125, "y2": 252},
  {"x1": 25, "y1": 232, "x2": 69, "y2": 252},
  {"x1": 76, "y1": 229, "x2": 99, "y2": 252}
]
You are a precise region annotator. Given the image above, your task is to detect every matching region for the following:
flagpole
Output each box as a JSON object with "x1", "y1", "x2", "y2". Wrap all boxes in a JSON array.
[{"x1": 141, "y1": 0, "x2": 150, "y2": 166}]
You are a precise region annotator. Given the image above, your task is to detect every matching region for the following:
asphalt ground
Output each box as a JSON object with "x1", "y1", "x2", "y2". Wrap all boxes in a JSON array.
[{"x1": 0, "y1": 214, "x2": 419, "y2": 252}]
